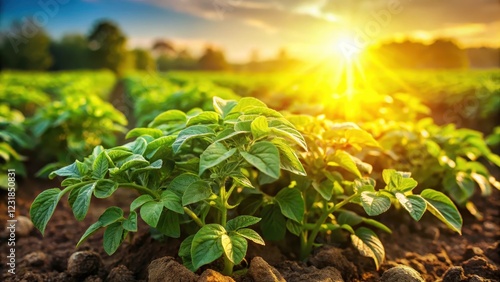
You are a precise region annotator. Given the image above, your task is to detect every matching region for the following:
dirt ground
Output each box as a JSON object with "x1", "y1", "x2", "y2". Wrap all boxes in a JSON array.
[{"x1": 0, "y1": 167, "x2": 499, "y2": 281}]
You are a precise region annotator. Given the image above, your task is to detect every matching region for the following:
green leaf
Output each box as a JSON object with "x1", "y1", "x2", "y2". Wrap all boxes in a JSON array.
[
  {"x1": 312, "y1": 179, "x2": 335, "y2": 201},
  {"x1": 168, "y1": 173, "x2": 200, "y2": 197},
  {"x1": 271, "y1": 138, "x2": 306, "y2": 176},
  {"x1": 351, "y1": 227, "x2": 385, "y2": 270},
  {"x1": 275, "y1": 188, "x2": 304, "y2": 223},
  {"x1": 49, "y1": 162, "x2": 81, "y2": 179},
  {"x1": 362, "y1": 218, "x2": 392, "y2": 234},
  {"x1": 77, "y1": 222, "x2": 102, "y2": 247},
  {"x1": 269, "y1": 125, "x2": 307, "y2": 151},
  {"x1": 71, "y1": 182, "x2": 95, "y2": 221},
  {"x1": 421, "y1": 189, "x2": 462, "y2": 234},
  {"x1": 107, "y1": 149, "x2": 133, "y2": 162},
  {"x1": 191, "y1": 224, "x2": 225, "y2": 270},
  {"x1": 226, "y1": 97, "x2": 267, "y2": 121},
  {"x1": 186, "y1": 111, "x2": 219, "y2": 126},
  {"x1": 222, "y1": 234, "x2": 247, "y2": 264},
  {"x1": 117, "y1": 155, "x2": 150, "y2": 172},
  {"x1": 94, "y1": 179, "x2": 118, "y2": 198},
  {"x1": 123, "y1": 211, "x2": 138, "y2": 232},
  {"x1": 126, "y1": 128, "x2": 163, "y2": 139},
  {"x1": 145, "y1": 136, "x2": 176, "y2": 158},
  {"x1": 131, "y1": 137, "x2": 148, "y2": 155},
  {"x1": 240, "y1": 141, "x2": 280, "y2": 179},
  {"x1": 140, "y1": 201, "x2": 164, "y2": 227},
  {"x1": 360, "y1": 192, "x2": 391, "y2": 216},
  {"x1": 382, "y1": 169, "x2": 395, "y2": 185},
  {"x1": 337, "y1": 211, "x2": 364, "y2": 226},
  {"x1": 98, "y1": 206, "x2": 124, "y2": 226},
  {"x1": 156, "y1": 209, "x2": 180, "y2": 238},
  {"x1": 286, "y1": 220, "x2": 302, "y2": 236},
  {"x1": 328, "y1": 150, "x2": 361, "y2": 178},
  {"x1": 92, "y1": 152, "x2": 109, "y2": 179},
  {"x1": 172, "y1": 125, "x2": 215, "y2": 153},
  {"x1": 226, "y1": 215, "x2": 261, "y2": 231},
  {"x1": 199, "y1": 142, "x2": 237, "y2": 175},
  {"x1": 213, "y1": 97, "x2": 237, "y2": 119},
  {"x1": 251, "y1": 116, "x2": 269, "y2": 139},
  {"x1": 30, "y1": 188, "x2": 63, "y2": 235},
  {"x1": 182, "y1": 181, "x2": 212, "y2": 206},
  {"x1": 103, "y1": 222, "x2": 125, "y2": 255},
  {"x1": 261, "y1": 204, "x2": 286, "y2": 241},
  {"x1": 149, "y1": 110, "x2": 187, "y2": 128},
  {"x1": 161, "y1": 190, "x2": 184, "y2": 214},
  {"x1": 388, "y1": 172, "x2": 418, "y2": 192},
  {"x1": 236, "y1": 228, "x2": 265, "y2": 245},
  {"x1": 395, "y1": 193, "x2": 427, "y2": 221},
  {"x1": 179, "y1": 234, "x2": 195, "y2": 258},
  {"x1": 470, "y1": 172, "x2": 492, "y2": 196},
  {"x1": 443, "y1": 172, "x2": 475, "y2": 204},
  {"x1": 130, "y1": 194, "x2": 154, "y2": 211}
]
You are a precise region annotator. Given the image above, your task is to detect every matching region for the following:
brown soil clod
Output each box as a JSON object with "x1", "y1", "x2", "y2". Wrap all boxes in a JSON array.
[
  {"x1": 107, "y1": 265, "x2": 136, "y2": 282},
  {"x1": 380, "y1": 265, "x2": 425, "y2": 282},
  {"x1": 198, "y1": 269, "x2": 235, "y2": 282},
  {"x1": 67, "y1": 251, "x2": 103, "y2": 278},
  {"x1": 309, "y1": 246, "x2": 358, "y2": 281},
  {"x1": 148, "y1": 256, "x2": 199, "y2": 282},
  {"x1": 248, "y1": 256, "x2": 286, "y2": 282}
]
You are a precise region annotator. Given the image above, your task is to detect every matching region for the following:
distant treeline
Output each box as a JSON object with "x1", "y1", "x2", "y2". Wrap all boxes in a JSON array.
[{"x1": 0, "y1": 19, "x2": 498, "y2": 73}]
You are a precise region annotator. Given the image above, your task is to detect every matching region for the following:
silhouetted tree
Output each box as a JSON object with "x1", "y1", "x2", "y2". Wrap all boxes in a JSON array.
[
  {"x1": 88, "y1": 20, "x2": 129, "y2": 75},
  {"x1": 50, "y1": 34, "x2": 89, "y2": 70},
  {"x1": 1, "y1": 20, "x2": 52, "y2": 70},
  {"x1": 198, "y1": 46, "x2": 230, "y2": 71},
  {"x1": 132, "y1": 48, "x2": 155, "y2": 71}
]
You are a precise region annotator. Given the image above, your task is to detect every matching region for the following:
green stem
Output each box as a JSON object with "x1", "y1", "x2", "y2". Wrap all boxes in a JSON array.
[
  {"x1": 61, "y1": 180, "x2": 95, "y2": 195},
  {"x1": 118, "y1": 183, "x2": 159, "y2": 198},
  {"x1": 183, "y1": 207, "x2": 204, "y2": 227},
  {"x1": 222, "y1": 254, "x2": 234, "y2": 276},
  {"x1": 299, "y1": 193, "x2": 358, "y2": 260}
]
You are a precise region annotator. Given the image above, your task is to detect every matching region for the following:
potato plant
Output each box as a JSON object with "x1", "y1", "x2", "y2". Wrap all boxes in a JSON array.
[
  {"x1": 30, "y1": 96, "x2": 463, "y2": 275},
  {"x1": 29, "y1": 94, "x2": 127, "y2": 167},
  {"x1": 0, "y1": 105, "x2": 32, "y2": 188},
  {"x1": 366, "y1": 118, "x2": 500, "y2": 218}
]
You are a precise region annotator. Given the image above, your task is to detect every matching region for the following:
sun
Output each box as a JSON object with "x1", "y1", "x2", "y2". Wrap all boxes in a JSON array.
[{"x1": 332, "y1": 34, "x2": 363, "y2": 62}]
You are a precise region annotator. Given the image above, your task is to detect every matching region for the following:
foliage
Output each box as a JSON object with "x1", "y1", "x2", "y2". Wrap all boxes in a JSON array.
[
  {"x1": 124, "y1": 73, "x2": 239, "y2": 126},
  {"x1": 132, "y1": 49, "x2": 155, "y2": 71},
  {"x1": 364, "y1": 118, "x2": 500, "y2": 219},
  {"x1": 29, "y1": 94, "x2": 127, "y2": 164},
  {"x1": 30, "y1": 96, "x2": 463, "y2": 276},
  {"x1": 0, "y1": 105, "x2": 32, "y2": 188}
]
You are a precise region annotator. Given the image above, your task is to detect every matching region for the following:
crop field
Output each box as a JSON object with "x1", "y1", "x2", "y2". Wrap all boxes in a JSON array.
[{"x1": 0, "y1": 68, "x2": 499, "y2": 281}]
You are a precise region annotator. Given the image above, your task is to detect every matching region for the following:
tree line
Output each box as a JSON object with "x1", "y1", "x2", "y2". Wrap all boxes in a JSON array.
[{"x1": 0, "y1": 19, "x2": 497, "y2": 73}]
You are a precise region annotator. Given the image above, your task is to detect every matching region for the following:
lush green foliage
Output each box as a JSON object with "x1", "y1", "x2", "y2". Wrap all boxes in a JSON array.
[
  {"x1": 0, "y1": 105, "x2": 31, "y2": 188},
  {"x1": 124, "y1": 73, "x2": 239, "y2": 126},
  {"x1": 30, "y1": 96, "x2": 463, "y2": 275},
  {"x1": 364, "y1": 118, "x2": 500, "y2": 219}
]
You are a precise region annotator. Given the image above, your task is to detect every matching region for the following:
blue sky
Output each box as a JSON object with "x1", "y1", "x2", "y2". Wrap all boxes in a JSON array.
[{"x1": 1, "y1": 0, "x2": 499, "y2": 62}]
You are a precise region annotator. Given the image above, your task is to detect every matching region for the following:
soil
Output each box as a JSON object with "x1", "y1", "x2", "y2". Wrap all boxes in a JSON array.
[{"x1": 0, "y1": 167, "x2": 499, "y2": 282}]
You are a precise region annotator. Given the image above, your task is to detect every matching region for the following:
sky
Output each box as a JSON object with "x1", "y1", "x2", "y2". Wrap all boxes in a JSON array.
[{"x1": 1, "y1": 0, "x2": 499, "y2": 62}]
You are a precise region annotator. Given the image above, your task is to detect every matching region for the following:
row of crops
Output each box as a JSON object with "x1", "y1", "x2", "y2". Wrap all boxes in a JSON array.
[
  {"x1": 3, "y1": 70, "x2": 500, "y2": 273},
  {"x1": 0, "y1": 70, "x2": 125, "y2": 186}
]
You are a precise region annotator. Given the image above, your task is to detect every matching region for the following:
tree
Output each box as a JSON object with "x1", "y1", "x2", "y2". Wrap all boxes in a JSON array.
[
  {"x1": 198, "y1": 46, "x2": 230, "y2": 71},
  {"x1": 1, "y1": 20, "x2": 52, "y2": 70},
  {"x1": 88, "y1": 20, "x2": 129, "y2": 75},
  {"x1": 132, "y1": 48, "x2": 155, "y2": 71},
  {"x1": 50, "y1": 34, "x2": 89, "y2": 70}
]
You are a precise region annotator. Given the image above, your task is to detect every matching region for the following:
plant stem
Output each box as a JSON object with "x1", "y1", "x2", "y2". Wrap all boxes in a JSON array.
[
  {"x1": 118, "y1": 183, "x2": 159, "y2": 198},
  {"x1": 299, "y1": 193, "x2": 358, "y2": 260},
  {"x1": 222, "y1": 254, "x2": 234, "y2": 276},
  {"x1": 183, "y1": 207, "x2": 204, "y2": 227}
]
